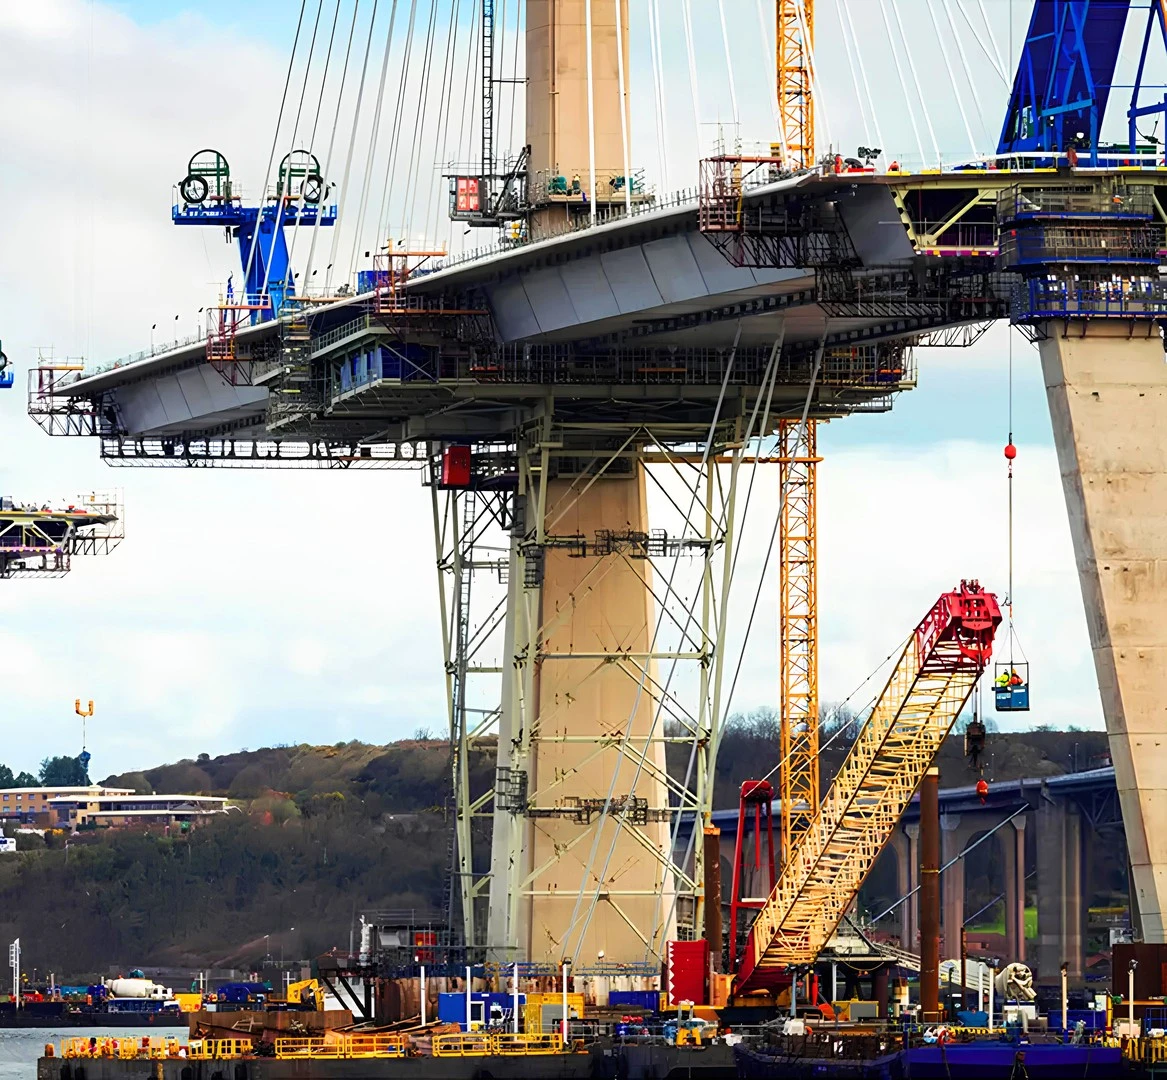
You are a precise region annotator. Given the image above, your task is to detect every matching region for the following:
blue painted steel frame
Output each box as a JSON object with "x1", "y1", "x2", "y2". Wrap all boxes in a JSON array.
[
  {"x1": 172, "y1": 202, "x2": 336, "y2": 322},
  {"x1": 998, "y1": 0, "x2": 1167, "y2": 164}
]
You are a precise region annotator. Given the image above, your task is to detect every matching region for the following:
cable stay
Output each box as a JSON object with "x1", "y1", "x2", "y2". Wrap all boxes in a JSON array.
[{"x1": 734, "y1": 580, "x2": 1002, "y2": 993}]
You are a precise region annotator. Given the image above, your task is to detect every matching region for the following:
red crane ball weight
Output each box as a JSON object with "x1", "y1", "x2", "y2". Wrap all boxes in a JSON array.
[{"x1": 1004, "y1": 443, "x2": 1017, "y2": 460}]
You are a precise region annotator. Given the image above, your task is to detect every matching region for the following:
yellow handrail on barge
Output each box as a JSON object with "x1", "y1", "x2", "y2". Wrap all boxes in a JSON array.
[{"x1": 274, "y1": 1035, "x2": 407, "y2": 1059}]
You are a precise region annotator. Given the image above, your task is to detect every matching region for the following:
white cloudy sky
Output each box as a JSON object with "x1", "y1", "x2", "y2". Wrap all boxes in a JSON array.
[{"x1": 0, "y1": 0, "x2": 1137, "y2": 775}]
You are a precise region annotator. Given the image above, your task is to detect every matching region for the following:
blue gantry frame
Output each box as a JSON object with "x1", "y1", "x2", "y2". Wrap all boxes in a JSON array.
[{"x1": 999, "y1": 0, "x2": 1167, "y2": 165}]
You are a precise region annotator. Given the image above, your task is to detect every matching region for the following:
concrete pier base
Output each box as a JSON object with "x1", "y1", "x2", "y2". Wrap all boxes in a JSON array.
[
  {"x1": 489, "y1": 467, "x2": 676, "y2": 964},
  {"x1": 1036, "y1": 799, "x2": 1085, "y2": 981},
  {"x1": 1039, "y1": 325, "x2": 1167, "y2": 941}
]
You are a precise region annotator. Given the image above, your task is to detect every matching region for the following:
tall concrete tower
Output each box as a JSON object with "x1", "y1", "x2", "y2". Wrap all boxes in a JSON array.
[
  {"x1": 525, "y1": 0, "x2": 632, "y2": 236},
  {"x1": 1002, "y1": 181, "x2": 1167, "y2": 942}
]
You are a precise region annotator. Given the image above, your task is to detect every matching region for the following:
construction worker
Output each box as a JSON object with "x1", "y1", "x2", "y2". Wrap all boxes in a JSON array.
[
  {"x1": 1009, "y1": 669, "x2": 1024, "y2": 687},
  {"x1": 994, "y1": 669, "x2": 1011, "y2": 690}
]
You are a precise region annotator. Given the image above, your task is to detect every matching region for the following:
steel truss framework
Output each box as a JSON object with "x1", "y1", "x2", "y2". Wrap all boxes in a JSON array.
[
  {"x1": 476, "y1": 408, "x2": 766, "y2": 965},
  {"x1": 0, "y1": 496, "x2": 124, "y2": 579},
  {"x1": 736, "y1": 582, "x2": 1002, "y2": 990},
  {"x1": 778, "y1": 419, "x2": 818, "y2": 862},
  {"x1": 432, "y1": 479, "x2": 513, "y2": 946}
]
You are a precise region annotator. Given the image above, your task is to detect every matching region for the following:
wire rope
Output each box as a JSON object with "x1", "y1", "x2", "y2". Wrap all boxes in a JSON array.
[
  {"x1": 939, "y1": 0, "x2": 990, "y2": 148},
  {"x1": 372, "y1": 0, "x2": 419, "y2": 251},
  {"x1": 585, "y1": 0, "x2": 597, "y2": 223},
  {"x1": 876, "y1": 0, "x2": 924, "y2": 166},
  {"x1": 868, "y1": 808, "x2": 1026, "y2": 925},
  {"x1": 888, "y1": 0, "x2": 939, "y2": 163},
  {"x1": 424, "y1": 0, "x2": 463, "y2": 247},
  {"x1": 286, "y1": 0, "x2": 345, "y2": 281},
  {"x1": 325, "y1": 0, "x2": 379, "y2": 291},
  {"x1": 261, "y1": 0, "x2": 327, "y2": 303},
  {"x1": 716, "y1": 0, "x2": 740, "y2": 137},
  {"x1": 306, "y1": 0, "x2": 362, "y2": 289},
  {"x1": 647, "y1": 0, "x2": 670, "y2": 190},
  {"x1": 680, "y1": 0, "x2": 702, "y2": 154},
  {"x1": 923, "y1": 0, "x2": 976, "y2": 156},
  {"x1": 614, "y1": 0, "x2": 632, "y2": 213},
  {"x1": 402, "y1": 0, "x2": 442, "y2": 246},
  {"x1": 832, "y1": 0, "x2": 873, "y2": 149},
  {"x1": 839, "y1": 0, "x2": 885, "y2": 161},
  {"x1": 346, "y1": 0, "x2": 403, "y2": 282},
  {"x1": 754, "y1": 0, "x2": 788, "y2": 162},
  {"x1": 973, "y1": 0, "x2": 1008, "y2": 79},
  {"x1": 793, "y1": 0, "x2": 830, "y2": 154},
  {"x1": 505, "y1": 0, "x2": 521, "y2": 158},
  {"x1": 241, "y1": 0, "x2": 309, "y2": 302},
  {"x1": 952, "y1": 0, "x2": 1006, "y2": 81}
]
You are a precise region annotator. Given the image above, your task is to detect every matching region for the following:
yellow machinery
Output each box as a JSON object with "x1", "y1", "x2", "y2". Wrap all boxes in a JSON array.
[
  {"x1": 735, "y1": 582, "x2": 1002, "y2": 993},
  {"x1": 777, "y1": 0, "x2": 815, "y2": 168},
  {"x1": 778, "y1": 419, "x2": 820, "y2": 862},
  {"x1": 283, "y1": 979, "x2": 324, "y2": 1010},
  {"x1": 775, "y1": 0, "x2": 819, "y2": 865}
]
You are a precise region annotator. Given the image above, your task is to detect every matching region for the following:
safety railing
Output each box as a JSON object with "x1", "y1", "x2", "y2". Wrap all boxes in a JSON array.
[
  {"x1": 61, "y1": 1038, "x2": 186, "y2": 1060},
  {"x1": 997, "y1": 184, "x2": 1156, "y2": 221},
  {"x1": 1011, "y1": 278, "x2": 1167, "y2": 322},
  {"x1": 431, "y1": 1032, "x2": 575, "y2": 1057},
  {"x1": 432, "y1": 1033, "x2": 495, "y2": 1057},
  {"x1": 492, "y1": 1033, "x2": 564, "y2": 1055},
  {"x1": 1121, "y1": 1035, "x2": 1167, "y2": 1063},
  {"x1": 188, "y1": 1039, "x2": 253, "y2": 1060},
  {"x1": 274, "y1": 1035, "x2": 406, "y2": 1059}
]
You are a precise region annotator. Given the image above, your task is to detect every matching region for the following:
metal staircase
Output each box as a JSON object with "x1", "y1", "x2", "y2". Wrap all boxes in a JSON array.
[{"x1": 735, "y1": 581, "x2": 1001, "y2": 993}]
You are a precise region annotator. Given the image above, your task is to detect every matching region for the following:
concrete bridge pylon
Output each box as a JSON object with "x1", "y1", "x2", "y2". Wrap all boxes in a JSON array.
[{"x1": 1039, "y1": 324, "x2": 1167, "y2": 942}]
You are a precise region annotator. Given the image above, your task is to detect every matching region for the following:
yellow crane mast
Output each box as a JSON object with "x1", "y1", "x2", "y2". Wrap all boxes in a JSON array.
[
  {"x1": 777, "y1": 0, "x2": 815, "y2": 170},
  {"x1": 777, "y1": 420, "x2": 819, "y2": 861},
  {"x1": 776, "y1": 0, "x2": 819, "y2": 865},
  {"x1": 737, "y1": 582, "x2": 1002, "y2": 992}
]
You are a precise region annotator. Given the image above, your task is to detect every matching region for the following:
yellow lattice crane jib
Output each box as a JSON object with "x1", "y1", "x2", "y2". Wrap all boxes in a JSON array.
[
  {"x1": 737, "y1": 582, "x2": 1002, "y2": 991},
  {"x1": 777, "y1": 0, "x2": 815, "y2": 169},
  {"x1": 777, "y1": 420, "x2": 820, "y2": 864}
]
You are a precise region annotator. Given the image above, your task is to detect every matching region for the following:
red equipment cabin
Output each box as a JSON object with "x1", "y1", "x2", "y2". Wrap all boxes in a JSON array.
[{"x1": 728, "y1": 779, "x2": 778, "y2": 971}]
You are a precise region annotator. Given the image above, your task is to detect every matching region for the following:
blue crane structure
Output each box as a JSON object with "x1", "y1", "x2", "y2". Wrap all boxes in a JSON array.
[
  {"x1": 172, "y1": 149, "x2": 336, "y2": 322},
  {"x1": 999, "y1": 0, "x2": 1167, "y2": 165}
]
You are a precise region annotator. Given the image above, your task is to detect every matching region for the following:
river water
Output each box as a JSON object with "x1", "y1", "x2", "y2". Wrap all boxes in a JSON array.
[{"x1": 0, "y1": 1029, "x2": 126, "y2": 1080}]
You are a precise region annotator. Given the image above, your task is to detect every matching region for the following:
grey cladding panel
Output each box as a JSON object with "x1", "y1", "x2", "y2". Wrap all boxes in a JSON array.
[
  {"x1": 116, "y1": 383, "x2": 170, "y2": 435},
  {"x1": 488, "y1": 279, "x2": 541, "y2": 341},
  {"x1": 642, "y1": 235, "x2": 708, "y2": 304},
  {"x1": 838, "y1": 186, "x2": 915, "y2": 265},
  {"x1": 155, "y1": 376, "x2": 191, "y2": 425},
  {"x1": 175, "y1": 368, "x2": 214, "y2": 418},
  {"x1": 520, "y1": 268, "x2": 580, "y2": 334},
  {"x1": 557, "y1": 258, "x2": 620, "y2": 324},
  {"x1": 599, "y1": 247, "x2": 664, "y2": 313},
  {"x1": 687, "y1": 233, "x2": 760, "y2": 294}
]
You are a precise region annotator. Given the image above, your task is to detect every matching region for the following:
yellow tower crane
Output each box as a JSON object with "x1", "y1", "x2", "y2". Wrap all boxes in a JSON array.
[
  {"x1": 738, "y1": 582, "x2": 1002, "y2": 992},
  {"x1": 777, "y1": 420, "x2": 819, "y2": 863},
  {"x1": 777, "y1": 0, "x2": 815, "y2": 170},
  {"x1": 776, "y1": 0, "x2": 819, "y2": 865}
]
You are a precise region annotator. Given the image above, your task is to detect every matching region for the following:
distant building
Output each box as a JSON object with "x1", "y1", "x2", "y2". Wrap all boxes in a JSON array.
[
  {"x1": 49, "y1": 793, "x2": 231, "y2": 829},
  {"x1": 0, "y1": 785, "x2": 134, "y2": 823}
]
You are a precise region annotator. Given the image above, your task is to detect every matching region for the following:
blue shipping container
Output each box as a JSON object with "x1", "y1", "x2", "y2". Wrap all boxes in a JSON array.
[
  {"x1": 609, "y1": 990, "x2": 659, "y2": 1013},
  {"x1": 437, "y1": 992, "x2": 526, "y2": 1031}
]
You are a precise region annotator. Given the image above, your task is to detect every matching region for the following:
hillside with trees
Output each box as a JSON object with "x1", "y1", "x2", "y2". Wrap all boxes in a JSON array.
[{"x1": 0, "y1": 723, "x2": 1116, "y2": 979}]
